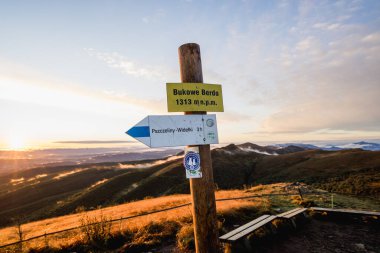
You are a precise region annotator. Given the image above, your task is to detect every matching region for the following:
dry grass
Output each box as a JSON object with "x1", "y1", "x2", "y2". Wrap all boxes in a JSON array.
[
  {"x1": 176, "y1": 224, "x2": 194, "y2": 251},
  {"x1": 0, "y1": 183, "x2": 294, "y2": 251}
]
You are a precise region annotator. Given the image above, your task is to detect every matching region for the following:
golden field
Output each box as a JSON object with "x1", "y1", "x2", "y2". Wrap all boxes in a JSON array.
[{"x1": 0, "y1": 183, "x2": 293, "y2": 251}]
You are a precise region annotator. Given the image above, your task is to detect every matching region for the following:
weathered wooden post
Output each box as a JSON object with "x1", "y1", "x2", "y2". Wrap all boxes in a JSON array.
[
  {"x1": 126, "y1": 43, "x2": 222, "y2": 252},
  {"x1": 178, "y1": 43, "x2": 220, "y2": 253}
]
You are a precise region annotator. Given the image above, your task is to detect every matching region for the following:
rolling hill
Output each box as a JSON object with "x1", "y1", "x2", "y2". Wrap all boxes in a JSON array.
[
  {"x1": 0, "y1": 148, "x2": 180, "y2": 175},
  {"x1": 0, "y1": 143, "x2": 379, "y2": 228}
]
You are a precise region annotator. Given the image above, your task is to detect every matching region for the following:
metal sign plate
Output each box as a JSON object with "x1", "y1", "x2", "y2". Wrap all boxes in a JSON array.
[
  {"x1": 166, "y1": 83, "x2": 224, "y2": 112},
  {"x1": 126, "y1": 114, "x2": 218, "y2": 148},
  {"x1": 184, "y1": 147, "x2": 202, "y2": 178}
]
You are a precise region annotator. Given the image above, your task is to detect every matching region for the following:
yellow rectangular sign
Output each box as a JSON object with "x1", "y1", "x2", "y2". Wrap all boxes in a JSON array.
[{"x1": 166, "y1": 83, "x2": 224, "y2": 112}]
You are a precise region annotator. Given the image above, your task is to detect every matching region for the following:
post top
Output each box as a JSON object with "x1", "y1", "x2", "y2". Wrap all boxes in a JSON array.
[{"x1": 179, "y1": 43, "x2": 200, "y2": 49}]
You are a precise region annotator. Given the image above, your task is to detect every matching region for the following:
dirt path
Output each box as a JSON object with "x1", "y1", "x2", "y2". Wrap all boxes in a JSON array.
[{"x1": 255, "y1": 218, "x2": 380, "y2": 253}]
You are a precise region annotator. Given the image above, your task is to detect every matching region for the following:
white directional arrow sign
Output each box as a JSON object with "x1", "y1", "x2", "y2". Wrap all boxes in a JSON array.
[{"x1": 126, "y1": 115, "x2": 218, "y2": 148}]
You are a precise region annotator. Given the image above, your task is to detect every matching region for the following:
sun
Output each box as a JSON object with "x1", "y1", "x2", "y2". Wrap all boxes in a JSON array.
[{"x1": 8, "y1": 137, "x2": 26, "y2": 150}]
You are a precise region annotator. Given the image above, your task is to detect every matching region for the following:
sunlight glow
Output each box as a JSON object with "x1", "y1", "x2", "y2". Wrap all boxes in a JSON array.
[{"x1": 8, "y1": 137, "x2": 26, "y2": 150}]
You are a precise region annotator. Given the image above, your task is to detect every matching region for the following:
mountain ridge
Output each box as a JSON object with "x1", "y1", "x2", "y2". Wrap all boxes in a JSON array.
[
  {"x1": 0, "y1": 142, "x2": 379, "y2": 228},
  {"x1": 275, "y1": 141, "x2": 380, "y2": 151}
]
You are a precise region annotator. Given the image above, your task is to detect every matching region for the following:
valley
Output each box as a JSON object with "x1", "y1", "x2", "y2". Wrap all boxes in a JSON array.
[{"x1": 0, "y1": 142, "x2": 379, "y2": 230}]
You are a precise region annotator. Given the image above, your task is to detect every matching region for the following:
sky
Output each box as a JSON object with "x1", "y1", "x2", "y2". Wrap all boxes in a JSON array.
[{"x1": 1, "y1": 0, "x2": 380, "y2": 150}]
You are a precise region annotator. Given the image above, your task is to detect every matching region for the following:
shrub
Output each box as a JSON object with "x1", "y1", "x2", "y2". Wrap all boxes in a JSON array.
[
  {"x1": 122, "y1": 220, "x2": 180, "y2": 251},
  {"x1": 176, "y1": 224, "x2": 194, "y2": 251},
  {"x1": 79, "y1": 210, "x2": 112, "y2": 247}
]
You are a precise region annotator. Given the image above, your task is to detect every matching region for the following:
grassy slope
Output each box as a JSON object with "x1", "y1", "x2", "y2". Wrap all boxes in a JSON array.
[
  {"x1": 250, "y1": 149, "x2": 380, "y2": 196},
  {"x1": 0, "y1": 159, "x2": 179, "y2": 227},
  {"x1": 212, "y1": 150, "x2": 264, "y2": 188},
  {"x1": 0, "y1": 169, "x2": 125, "y2": 223},
  {"x1": 0, "y1": 184, "x2": 280, "y2": 250},
  {"x1": 1, "y1": 182, "x2": 379, "y2": 252},
  {"x1": 0, "y1": 148, "x2": 379, "y2": 229}
]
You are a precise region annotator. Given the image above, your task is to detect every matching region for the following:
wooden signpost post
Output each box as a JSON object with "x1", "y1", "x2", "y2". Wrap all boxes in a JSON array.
[
  {"x1": 126, "y1": 43, "x2": 221, "y2": 253},
  {"x1": 178, "y1": 43, "x2": 220, "y2": 253}
]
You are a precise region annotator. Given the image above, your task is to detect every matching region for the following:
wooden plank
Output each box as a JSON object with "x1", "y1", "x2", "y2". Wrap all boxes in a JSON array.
[
  {"x1": 310, "y1": 207, "x2": 380, "y2": 216},
  {"x1": 276, "y1": 207, "x2": 302, "y2": 218},
  {"x1": 228, "y1": 215, "x2": 277, "y2": 241},
  {"x1": 281, "y1": 208, "x2": 307, "y2": 218},
  {"x1": 219, "y1": 215, "x2": 270, "y2": 241}
]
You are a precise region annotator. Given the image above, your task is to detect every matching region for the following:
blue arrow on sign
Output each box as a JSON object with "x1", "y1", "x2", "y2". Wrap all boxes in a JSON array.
[
  {"x1": 126, "y1": 126, "x2": 150, "y2": 138},
  {"x1": 125, "y1": 116, "x2": 151, "y2": 147}
]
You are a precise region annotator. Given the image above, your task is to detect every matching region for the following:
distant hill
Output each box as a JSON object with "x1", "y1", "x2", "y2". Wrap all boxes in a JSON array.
[
  {"x1": 0, "y1": 148, "x2": 180, "y2": 175},
  {"x1": 324, "y1": 141, "x2": 380, "y2": 151},
  {"x1": 217, "y1": 142, "x2": 307, "y2": 155},
  {"x1": 277, "y1": 141, "x2": 380, "y2": 151},
  {"x1": 0, "y1": 142, "x2": 379, "y2": 228},
  {"x1": 212, "y1": 145, "x2": 380, "y2": 197},
  {"x1": 251, "y1": 149, "x2": 380, "y2": 195}
]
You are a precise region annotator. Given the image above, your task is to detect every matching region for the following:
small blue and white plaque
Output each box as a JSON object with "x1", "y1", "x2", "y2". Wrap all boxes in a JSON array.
[{"x1": 184, "y1": 147, "x2": 202, "y2": 178}]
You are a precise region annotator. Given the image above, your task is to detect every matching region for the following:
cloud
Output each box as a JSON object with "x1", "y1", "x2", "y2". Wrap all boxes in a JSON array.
[
  {"x1": 217, "y1": 111, "x2": 252, "y2": 124},
  {"x1": 258, "y1": 31, "x2": 380, "y2": 134},
  {"x1": 362, "y1": 32, "x2": 380, "y2": 43},
  {"x1": 54, "y1": 168, "x2": 88, "y2": 180},
  {"x1": 313, "y1": 23, "x2": 342, "y2": 31},
  {"x1": 142, "y1": 8, "x2": 166, "y2": 24},
  {"x1": 221, "y1": 0, "x2": 380, "y2": 140},
  {"x1": 118, "y1": 155, "x2": 182, "y2": 169},
  {"x1": 86, "y1": 48, "x2": 162, "y2": 79},
  {"x1": 89, "y1": 179, "x2": 108, "y2": 188},
  {"x1": 260, "y1": 95, "x2": 380, "y2": 134},
  {"x1": 0, "y1": 60, "x2": 156, "y2": 116},
  {"x1": 54, "y1": 140, "x2": 134, "y2": 144},
  {"x1": 85, "y1": 48, "x2": 175, "y2": 81},
  {"x1": 101, "y1": 89, "x2": 166, "y2": 112},
  {"x1": 295, "y1": 36, "x2": 318, "y2": 51}
]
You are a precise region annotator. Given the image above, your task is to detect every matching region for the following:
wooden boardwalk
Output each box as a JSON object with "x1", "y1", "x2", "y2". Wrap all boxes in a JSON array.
[
  {"x1": 220, "y1": 206, "x2": 380, "y2": 252},
  {"x1": 309, "y1": 207, "x2": 380, "y2": 216},
  {"x1": 220, "y1": 214, "x2": 277, "y2": 243},
  {"x1": 220, "y1": 207, "x2": 308, "y2": 243}
]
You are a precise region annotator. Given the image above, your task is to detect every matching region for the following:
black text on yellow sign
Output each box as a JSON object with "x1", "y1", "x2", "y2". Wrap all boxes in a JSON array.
[{"x1": 166, "y1": 83, "x2": 224, "y2": 112}]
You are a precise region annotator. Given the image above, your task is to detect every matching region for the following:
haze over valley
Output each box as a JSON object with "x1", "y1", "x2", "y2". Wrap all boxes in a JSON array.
[{"x1": 1, "y1": 141, "x2": 379, "y2": 228}]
